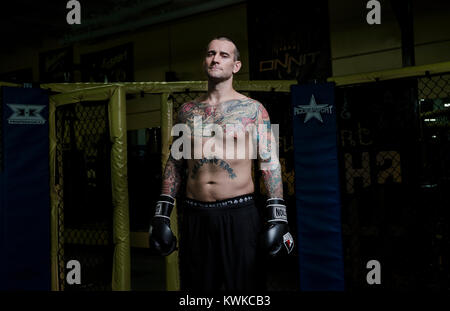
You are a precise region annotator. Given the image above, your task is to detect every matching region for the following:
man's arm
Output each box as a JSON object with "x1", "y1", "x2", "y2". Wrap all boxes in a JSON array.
[
  {"x1": 149, "y1": 104, "x2": 187, "y2": 256},
  {"x1": 256, "y1": 102, "x2": 294, "y2": 256},
  {"x1": 256, "y1": 103, "x2": 283, "y2": 198},
  {"x1": 161, "y1": 103, "x2": 188, "y2": 197}
]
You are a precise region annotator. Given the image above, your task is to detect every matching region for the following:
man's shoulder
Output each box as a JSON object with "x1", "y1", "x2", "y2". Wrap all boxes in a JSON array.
[
  {"x1": 178, "y1": 93, "x2": 207, "y2": 111},
  {"x1": 178, "y1": 100, "x2": 197, "y2": 111},
  {"x1": 241, "y1": 97, "x2": 270, "y2": 120},
  {"x1": 241, "y1": 97, "x2": 267, "y2": 113},
  {"x1": 242, "y1": 96, "x2": 265, "y2": 106},
  {"x1": 177, "y1": 100, "x2": 198, "y2": 119},
  {"x1": 234, "y1": 95, "x2": 264, "y2": 109}
]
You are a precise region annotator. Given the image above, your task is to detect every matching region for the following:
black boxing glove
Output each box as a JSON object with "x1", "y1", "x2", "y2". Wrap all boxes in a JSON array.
[
  {"x1": 260, "y1": 198, "x2": 294, "y2": 256},
  {"x1": 148, "y1": 194, "x2": 177, "y2": 256}
]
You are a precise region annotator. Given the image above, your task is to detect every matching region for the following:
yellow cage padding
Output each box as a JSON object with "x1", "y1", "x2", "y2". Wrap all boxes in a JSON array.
[{"x1": 49, "y1": 85, "x2": 130, "y2": 291}]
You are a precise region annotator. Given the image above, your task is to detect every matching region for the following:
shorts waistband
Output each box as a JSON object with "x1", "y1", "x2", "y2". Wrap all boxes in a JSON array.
[{"x1": 184, "y1": 193, "x2": 254, "y2": 209}]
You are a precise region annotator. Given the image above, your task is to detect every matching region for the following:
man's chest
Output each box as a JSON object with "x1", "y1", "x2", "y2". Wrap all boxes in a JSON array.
[{"x1": 182, "y1": 100, "x2": 259, "y2": 133}]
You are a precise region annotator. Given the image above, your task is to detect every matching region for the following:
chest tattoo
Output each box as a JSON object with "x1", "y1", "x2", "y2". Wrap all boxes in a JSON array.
[{"x1": 180, "y1": 99, "x2": 259, "y2": 134}]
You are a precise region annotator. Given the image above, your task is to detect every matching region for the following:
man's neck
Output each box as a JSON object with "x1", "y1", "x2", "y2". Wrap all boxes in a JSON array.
[{"x1": 206, "y1": 78, "x2": 236, "y2": 105}]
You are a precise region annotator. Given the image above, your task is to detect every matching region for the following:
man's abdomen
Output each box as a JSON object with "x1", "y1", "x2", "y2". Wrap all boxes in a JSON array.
[{"x1": 185, "y1": 159, "x2": 254, "y2": 201}]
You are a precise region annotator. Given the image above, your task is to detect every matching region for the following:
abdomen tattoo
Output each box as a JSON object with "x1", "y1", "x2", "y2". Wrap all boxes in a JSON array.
[{"x1": 190, "y1": 157, "x2": 237, "y2": 179}]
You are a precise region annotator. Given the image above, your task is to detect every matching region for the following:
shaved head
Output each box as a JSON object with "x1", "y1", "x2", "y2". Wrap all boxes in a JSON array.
[{"x1": 206, "y1": 36, "x2": 240, "y2": 61}]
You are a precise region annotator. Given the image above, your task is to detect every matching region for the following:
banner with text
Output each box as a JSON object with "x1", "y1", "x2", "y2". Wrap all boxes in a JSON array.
[
  {"x1": 291, "y1": 82, "x2": 344, "y2": 290},
  {"x1": 247, "y1": 0, "x2": 331, "y2": 82},
  {"x1": 0, "y1": 86, "x2": 50, "y2": 290}
]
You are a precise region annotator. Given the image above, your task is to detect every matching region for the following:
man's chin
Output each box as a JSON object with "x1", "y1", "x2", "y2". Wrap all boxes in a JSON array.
[{"x1": 207, "y1": 74, "x2": 231, "y2": 83}]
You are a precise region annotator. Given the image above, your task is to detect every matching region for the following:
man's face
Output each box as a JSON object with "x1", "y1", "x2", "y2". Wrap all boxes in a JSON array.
[{"x1": 203, "y1": 39, "x2": 241, "y2": 82}]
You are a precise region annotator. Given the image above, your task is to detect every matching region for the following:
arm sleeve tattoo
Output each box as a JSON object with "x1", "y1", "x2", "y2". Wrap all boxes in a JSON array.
[
  {"x1": 160, "y1": 105, "x2": 186, "y2": 197},
  {"x1": 161, "y1": 153, "x2": 185, "y2": 197},
  {"x1": 257, "y1": 103, "x2": 284, "y2": 198}
]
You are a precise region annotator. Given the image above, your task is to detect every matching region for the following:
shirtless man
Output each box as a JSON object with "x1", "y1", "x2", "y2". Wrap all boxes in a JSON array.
[{"x1": 149, "y1": 37, "x2": 294, "y2": 291}]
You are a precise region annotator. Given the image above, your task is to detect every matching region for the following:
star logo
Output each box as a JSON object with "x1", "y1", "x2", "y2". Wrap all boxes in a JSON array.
[
  {"x1": 294, "y1": 94, "x2": 333, "y2": 123},
  {"x1": 7, "y1": 104, "x2": 46, "y2": 125}
]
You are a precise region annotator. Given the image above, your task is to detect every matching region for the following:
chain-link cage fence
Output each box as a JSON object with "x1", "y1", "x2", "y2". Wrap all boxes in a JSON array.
[
  {"x1": 336, "y1": 78, "x2": 421, "y2": 290},
  {"x1": 55, "y1": 100, "x2": 114, "y2": 291},
  {"x1": 335, "y1": 73, "x2": 450, "y2": 291},
  {"x1": 417, "y1": 73, "x2": 450, "y2": 290}
]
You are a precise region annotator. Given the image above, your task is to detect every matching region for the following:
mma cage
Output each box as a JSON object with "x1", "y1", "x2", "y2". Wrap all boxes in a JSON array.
[
  {"x1": 2, "y1": 60, "x2": 449, "y2": 291},
  {"x1": 43, "y1": 80, "x2": 296, "y2": 291}
]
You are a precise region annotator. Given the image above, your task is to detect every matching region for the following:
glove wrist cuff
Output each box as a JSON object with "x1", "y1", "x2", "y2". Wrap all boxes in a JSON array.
[
  {"x1": 154, "y1": 194, "x2": 175, "y2": 218},
  {"x1": 266, "y1": 198, "x2": 288, "y2": 223}
]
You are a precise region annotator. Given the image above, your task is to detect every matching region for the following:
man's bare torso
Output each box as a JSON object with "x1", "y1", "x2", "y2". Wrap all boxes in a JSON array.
[{"x1": 177, "y1": 95, "x2": 264, "y2": 201}]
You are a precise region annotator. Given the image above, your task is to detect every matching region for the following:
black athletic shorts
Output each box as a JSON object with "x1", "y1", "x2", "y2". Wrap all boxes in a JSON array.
[{"x1": 179, "y1": 193, "x2": 265, "y2": 291}]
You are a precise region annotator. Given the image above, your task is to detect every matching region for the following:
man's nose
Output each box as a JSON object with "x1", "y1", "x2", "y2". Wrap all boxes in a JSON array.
[{"x1": 211, "y1": 54, "x2": 220, "y2": 63}]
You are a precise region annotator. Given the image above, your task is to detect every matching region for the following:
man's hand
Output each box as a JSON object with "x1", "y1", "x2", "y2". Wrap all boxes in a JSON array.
[
  {"x1": 260, "y1": 198, "x2": 294, "y2": 256},
  {"x1": 148, "y1": 194, "x2": 177, "y2": 256}
]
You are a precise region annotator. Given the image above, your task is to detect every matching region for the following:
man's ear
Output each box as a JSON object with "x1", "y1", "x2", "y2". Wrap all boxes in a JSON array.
[{"x1": 233, "y1": 61, "x2": 242, "y2": 74}]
